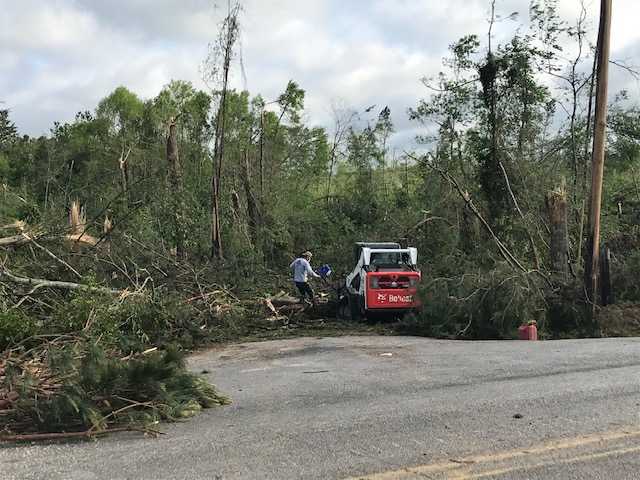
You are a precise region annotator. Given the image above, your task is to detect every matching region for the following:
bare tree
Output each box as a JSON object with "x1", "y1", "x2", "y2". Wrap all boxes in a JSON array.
[
  {"x1": 204, "y1": 2, "x2": 241, "y2": 260},
  {"x1": 326, "y1": 104, "x2": 357, "y2": 204}
]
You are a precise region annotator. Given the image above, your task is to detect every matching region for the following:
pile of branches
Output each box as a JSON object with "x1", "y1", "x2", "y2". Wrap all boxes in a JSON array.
[
  {"x1": 0, "y1": 211, "x2": 346, "y2": 440},
  {"x1": 0, "y1": 335, "x2": 229, "y2": 441}
]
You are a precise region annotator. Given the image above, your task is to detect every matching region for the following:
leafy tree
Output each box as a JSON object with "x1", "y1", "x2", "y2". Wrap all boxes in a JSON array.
[{"x1": 0, "y1": 109, "x2": 18, "y2": 149}]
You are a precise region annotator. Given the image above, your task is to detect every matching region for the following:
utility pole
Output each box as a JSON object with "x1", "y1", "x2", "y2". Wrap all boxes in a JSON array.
[{"x1": 585, "y1": 0, "x2": 612, "y2": 323}]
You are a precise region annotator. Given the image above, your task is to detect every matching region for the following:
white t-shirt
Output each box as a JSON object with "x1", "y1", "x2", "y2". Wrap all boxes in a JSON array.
[{"x1": 290, "y1": 258, "x2": 319, "y2": 283}]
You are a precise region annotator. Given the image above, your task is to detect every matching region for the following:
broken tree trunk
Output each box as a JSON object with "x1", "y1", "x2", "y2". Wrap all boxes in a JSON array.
[
  {"x1": 66, "y1": 201, "x2": 98, "y2": 248},
  {"x1": 103, "y1": 215, "x2": 113, "y2": 255},
  {"x1": 118, "y1": 146, "x2": 131, "y2": 205},
  {"x1": 0, "y1": 208, "x2": 98, "y2": 250},
  {"x1": 546, "y1": 186, "x2": 569, "y2": 283}
]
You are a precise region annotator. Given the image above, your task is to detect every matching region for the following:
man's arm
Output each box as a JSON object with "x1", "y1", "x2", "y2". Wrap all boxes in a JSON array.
[{"x1": 304, "y1": 260, "x2": 321, "y2": 278}]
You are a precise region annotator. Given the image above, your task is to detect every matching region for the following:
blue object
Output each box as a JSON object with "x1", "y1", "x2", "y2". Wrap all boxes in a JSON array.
[{"x1": 318, "y1": 264, "x2": 332, "y2": 279}]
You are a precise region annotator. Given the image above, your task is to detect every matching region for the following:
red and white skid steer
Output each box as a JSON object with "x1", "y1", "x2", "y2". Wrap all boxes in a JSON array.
[{"x1": 338, "y1": 242, "x2": 421, "y2": 320}]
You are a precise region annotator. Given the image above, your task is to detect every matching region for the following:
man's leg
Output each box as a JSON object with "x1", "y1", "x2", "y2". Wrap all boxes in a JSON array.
[
  {"x1": 302, "y1": 283, "x2": 316, "y2": 305},
  {"x1": 295, "y1": 282, "x2": 307, "y2": 302}
]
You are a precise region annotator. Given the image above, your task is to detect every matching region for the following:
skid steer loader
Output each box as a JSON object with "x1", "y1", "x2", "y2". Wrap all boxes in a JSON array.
[{"x1": 339, "y1": 242, "x2": 421, "y2": 320}]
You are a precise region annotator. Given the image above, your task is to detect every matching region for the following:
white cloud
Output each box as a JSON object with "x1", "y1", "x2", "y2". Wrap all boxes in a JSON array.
[{"x1": 2, "y1": 0, "x2": 640, "y2": 148}]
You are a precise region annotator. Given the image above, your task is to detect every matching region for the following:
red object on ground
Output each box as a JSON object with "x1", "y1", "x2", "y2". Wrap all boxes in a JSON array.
[{"x1": 518, "y1": 323, "x2": 538, "y2": 341}]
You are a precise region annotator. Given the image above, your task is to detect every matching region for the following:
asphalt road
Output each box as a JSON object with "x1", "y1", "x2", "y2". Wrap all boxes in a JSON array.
[{"x1": 3, "y1": 335, "x2": 640, "y2": 479}]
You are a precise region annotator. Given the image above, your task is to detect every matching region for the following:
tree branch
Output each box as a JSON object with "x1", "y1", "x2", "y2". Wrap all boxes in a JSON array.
[{"x1": 0, "y1": 268, "x2": 121, "y2": 295}]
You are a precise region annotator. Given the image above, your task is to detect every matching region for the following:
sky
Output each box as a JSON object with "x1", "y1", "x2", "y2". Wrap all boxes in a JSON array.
[{"x1": 2, "y1": 0, "x2": 640, "y2": 149}]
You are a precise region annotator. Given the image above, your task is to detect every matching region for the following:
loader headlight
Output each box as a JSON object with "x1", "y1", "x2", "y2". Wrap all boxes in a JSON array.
[
  {"x1": 409, "y1": 277, "x2": 418, "y2": 287},
  {"x1": 370, "y1": 277, "x2": 379, "y2": 289}
]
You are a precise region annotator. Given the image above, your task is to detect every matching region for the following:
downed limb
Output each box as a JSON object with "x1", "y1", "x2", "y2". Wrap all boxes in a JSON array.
[
  {"x1": 0, "y1": 234, "x2": 32, "y2": 247},
  {"x1": 400, "y1": 211, "x2": 451, "y2": 240},
  {"x1": 262, "y1": 293, "x2": 337, "y2": 321},
  {"x1": 0, "y1": 231, "x2": 97, "y2": 249},
  {"x1": 0, "y1": 220, "x2": 26, "y2": 232},
  {"x1": 0, "y1": 426, "x2": 163, "y2": 443},
  {"x1": 0, "y1": 268, "x2": 121, "y2": 295},
  {"x1": 21, "y1": 233, "x2": 82, "y2": 279},
  {"x1": 412, "y1": 152, "x2": 527, "y2": 273},
  {"x1": 269, "y1": 295, "x2": 304, "y2": 307},
  {"x1": 0, "y1": 222, "x2": 42, "y2": 247},
  {"x1": 499, "y1": 155, "x2": 541, "y2": 270}
]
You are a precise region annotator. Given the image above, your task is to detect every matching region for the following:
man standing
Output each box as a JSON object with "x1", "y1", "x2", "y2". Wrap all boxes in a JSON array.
[{"x1": 290, "y1": 251, "x2": 320, "y2": 304}]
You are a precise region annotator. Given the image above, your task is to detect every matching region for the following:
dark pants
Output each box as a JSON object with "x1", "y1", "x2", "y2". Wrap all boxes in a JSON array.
[{"x1": 295, "y1": 282, "x2": 314, "y2": 301}]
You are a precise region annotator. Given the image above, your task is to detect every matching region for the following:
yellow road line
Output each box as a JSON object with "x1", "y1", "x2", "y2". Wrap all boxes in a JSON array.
[
  {"x1": 344, "y1": 427, "x2": 640, "y2": 480},
  {"x1": 451, "y1": 445, "x2": 640, "y2": 479}
]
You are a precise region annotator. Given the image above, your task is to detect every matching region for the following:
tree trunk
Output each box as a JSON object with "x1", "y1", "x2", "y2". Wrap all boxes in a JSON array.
[
  {"x1": 600, "y1": 246, "x2": 612, "y2": 306},
  {"x1": 459, "y1": 204, "x2": 476, "y2": 254},
  {"x1": 118, "y1": 146, "x2": 131, "y2": 206},
  {"x1": 242, "y1": 149, "x2": 260, "y2": 247},
  {"x1": 259, "y1": 110, "x2": 265, "y2": 199},
  {"x1": 211, "y1": 175, "x2": 223, "y2": 259},
  {"x1": 167, "y1": 119, "x2": 186, "y2": 260},
  {"x1": 546, "y1": 188, "x2": 569, "y2": 283}
]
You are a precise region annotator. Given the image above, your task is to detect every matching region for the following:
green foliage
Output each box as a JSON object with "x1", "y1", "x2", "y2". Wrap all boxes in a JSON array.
[
  {"x1": 5, "y1": 341, "x2": 228, "y2": 434},
  {"x1": 96, "y1": 86, "x2": 145, "y2": 136},
  {"x1": 545, "y1": 285, "x2": 588, "y2": 336},
  {"x1": 402, "y1": 265, "x2": 545, "y2": 339},
  {"x1": 46, "y1": 290, "x2": 213, "y2": 353},
  {"x1": 0, "y1": 311, "x2": 39, "y2": 351},
  {"x1": 611, "y1": 250, "x2": 640, "y2": 303},
  {"x1": 0, "y1": 109, "x2": 18, "y2": 148},
  {"x1": 1, "y1": 278, "x2": 235, "y2": 435}
]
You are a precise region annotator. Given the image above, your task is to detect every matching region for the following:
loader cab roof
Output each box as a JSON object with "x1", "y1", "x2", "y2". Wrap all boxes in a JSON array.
[{"x1": 353, "y1": 242, "x2": 401, "y2": 263}]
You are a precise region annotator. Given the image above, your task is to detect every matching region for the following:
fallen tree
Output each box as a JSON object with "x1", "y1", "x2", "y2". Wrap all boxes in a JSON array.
[
  {"x1": 263, "y1": 292, "x2": 338, "y2": 320},
  {"x1": 0, "y1": 234, "x2": 34, "y2": 248}
]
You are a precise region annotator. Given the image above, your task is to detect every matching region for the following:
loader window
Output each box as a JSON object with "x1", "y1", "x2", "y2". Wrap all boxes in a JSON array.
[
  {"x1": 370, "y1": 252, "x2": 411, "y2": 271},
  {"x1": 350, "y1": 274, "x2": 361, "y2": 290}
]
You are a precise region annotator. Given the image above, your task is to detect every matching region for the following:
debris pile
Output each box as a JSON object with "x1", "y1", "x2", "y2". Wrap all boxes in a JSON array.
[{"x1": 0, "y1": 337, "x2": 229, "y2": 441}]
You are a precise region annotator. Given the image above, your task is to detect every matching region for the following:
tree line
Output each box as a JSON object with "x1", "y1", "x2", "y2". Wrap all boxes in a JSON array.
[{"x1": 2, "y1": 0, "x2": 640, "y2": 339}]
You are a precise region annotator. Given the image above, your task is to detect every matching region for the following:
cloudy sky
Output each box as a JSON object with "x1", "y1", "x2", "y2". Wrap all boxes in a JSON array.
[{"x1": 2, "y1": 0, "x2": 640, "y2": 148}]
